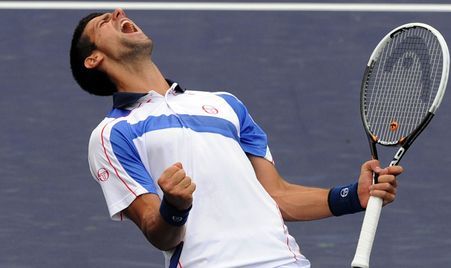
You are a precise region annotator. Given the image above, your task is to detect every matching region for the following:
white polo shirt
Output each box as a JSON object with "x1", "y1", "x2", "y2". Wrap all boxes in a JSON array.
[{"x1": 88, "y1": 82, "x2": 310, "y2": 268}]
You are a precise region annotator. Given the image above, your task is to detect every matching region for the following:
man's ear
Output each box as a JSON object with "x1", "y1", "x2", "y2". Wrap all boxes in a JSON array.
[{"x1": 84, "y1": 51, "x2": 104, "y2": 69}]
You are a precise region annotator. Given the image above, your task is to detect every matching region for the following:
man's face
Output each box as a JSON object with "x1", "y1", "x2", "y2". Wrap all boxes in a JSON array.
[{"x1": 84, "y1": 8, "x2": 152, "y2": 61}]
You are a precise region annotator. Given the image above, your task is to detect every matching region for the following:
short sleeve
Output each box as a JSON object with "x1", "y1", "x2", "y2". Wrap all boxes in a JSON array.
[
  {"x1": 216, "y1": 93, "x2": 273, "y2": 163},
  {"x1": 88, "y1": 118, "x2": 157, "y2": 220}
]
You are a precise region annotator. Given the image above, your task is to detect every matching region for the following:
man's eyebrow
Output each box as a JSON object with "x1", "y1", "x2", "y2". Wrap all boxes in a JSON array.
[{"x1": 94, "y1": 13, "x2": 110, "y2": 29}]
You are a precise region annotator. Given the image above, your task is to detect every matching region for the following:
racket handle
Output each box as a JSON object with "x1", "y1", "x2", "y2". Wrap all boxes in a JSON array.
[{"x1": 351, "y1": 196, "x2": 383, "y2": 268}]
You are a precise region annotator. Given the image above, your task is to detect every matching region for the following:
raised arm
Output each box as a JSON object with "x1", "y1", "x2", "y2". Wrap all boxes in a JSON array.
[
  {"x1": 248, "y1": 155, "x2": 331, "y2": 221},
  {"x1": 124, "y1": 163, "x2": 195, "y2": 251}
]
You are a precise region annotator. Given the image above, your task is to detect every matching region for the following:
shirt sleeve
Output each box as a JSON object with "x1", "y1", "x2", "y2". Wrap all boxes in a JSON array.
[
  {"x1": 88, "y1": 118, "x2": 158, "y2": 220},
  {"x1": 216, "y1": 92, "x2": 274, "y2": 163}
]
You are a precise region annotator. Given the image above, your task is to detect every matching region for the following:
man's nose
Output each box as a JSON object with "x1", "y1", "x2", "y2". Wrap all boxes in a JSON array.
[{"x1": 112, "y1": 8, "x2": 125, "y2": 20}]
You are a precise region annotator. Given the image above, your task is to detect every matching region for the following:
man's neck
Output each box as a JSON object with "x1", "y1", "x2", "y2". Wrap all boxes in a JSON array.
[{"x1": 109, "y1": 59, "x2": 170, "y2": 95}]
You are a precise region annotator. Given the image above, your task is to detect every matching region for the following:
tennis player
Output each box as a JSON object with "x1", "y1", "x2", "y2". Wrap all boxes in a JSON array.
[{"x1": 70, "y1": 8, "x2": 402, "y2": 268}]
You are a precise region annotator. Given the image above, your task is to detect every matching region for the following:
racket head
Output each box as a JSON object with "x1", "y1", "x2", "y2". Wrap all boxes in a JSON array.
[{"x1": 361, "y1": 23, "x2": 449, "y2": 147}]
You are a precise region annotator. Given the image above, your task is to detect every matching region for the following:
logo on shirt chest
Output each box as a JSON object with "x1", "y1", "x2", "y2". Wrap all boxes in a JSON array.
[{"x1": 202, "y1": 104, "x2": 219, "y2": 114}]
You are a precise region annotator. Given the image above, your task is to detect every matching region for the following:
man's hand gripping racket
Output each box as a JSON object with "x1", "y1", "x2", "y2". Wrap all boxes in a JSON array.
[{"x1": 351, "y1": 23, "x2": 449, "y2": 268}]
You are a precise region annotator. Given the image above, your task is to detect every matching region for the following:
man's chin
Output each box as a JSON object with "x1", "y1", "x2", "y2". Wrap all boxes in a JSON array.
[{"x1": 120, "y1": 39, "x2": 153, "y2": 60}]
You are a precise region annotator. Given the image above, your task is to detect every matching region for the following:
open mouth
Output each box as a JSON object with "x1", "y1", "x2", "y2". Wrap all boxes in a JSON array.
[{"x1": 120, "y1": 20, "x2": 138, "y2": 34}]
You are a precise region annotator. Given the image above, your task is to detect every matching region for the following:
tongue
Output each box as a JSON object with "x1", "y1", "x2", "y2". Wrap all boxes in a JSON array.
[{"x1": 122, "y1": 22, "x2": 135, "y2": 34}]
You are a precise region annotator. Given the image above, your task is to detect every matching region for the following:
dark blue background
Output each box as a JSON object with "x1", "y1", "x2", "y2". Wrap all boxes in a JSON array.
[{"x1": 1, "y1": 2, "x2": 451, "y2": 267}]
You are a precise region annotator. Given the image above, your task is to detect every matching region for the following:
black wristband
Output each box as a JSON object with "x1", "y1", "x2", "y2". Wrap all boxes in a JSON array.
[
  {"x1": 159, "y1": 196, "x2": 191, "y2": 226},
  {"x1": 328, "y1": 182, "x2": 364, "y2": 216}
]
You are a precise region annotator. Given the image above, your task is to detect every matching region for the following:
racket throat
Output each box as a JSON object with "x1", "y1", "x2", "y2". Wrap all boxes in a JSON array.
[
  {"x1": 369, "y1": 138, "x2": 379, "y2": 160},
  {"x1": 389, "y1": 147, "x2": 406, "y2": 166}
]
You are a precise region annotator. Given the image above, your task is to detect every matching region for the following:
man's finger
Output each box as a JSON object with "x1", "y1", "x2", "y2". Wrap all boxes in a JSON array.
[
  {"x1": 377, "y1": 174, "x2": 397, "y2": 186},
  {"x1": 160, "y1": 162, "x2": 183, "y2": 178},
  {"x1": 177, "y1": 176, "x2": 192, "y2": 189},
  {"x1": 370, "y1": 189, "x2": 396, "y2": 204},
  {"x1": 362, "y1": 159, "x2": 383, "y2": 174},
  {"x1": 386, "y1": 165, "x2": 404, "y2": 176},
  {"x1": 158, "y1": 163, "x2": 186, "y2": 190},
  {"x1": 370, "y1": 181, "x2": 397, "y2": 194}
]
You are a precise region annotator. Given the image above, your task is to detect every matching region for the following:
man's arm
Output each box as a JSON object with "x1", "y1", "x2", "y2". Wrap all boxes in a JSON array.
[
  {"x1": 248, "y1": 155, "x2": 402, "y2": 221},
  {"x1": 124, "y1": 194, "x2": 185, "y2": 250},
  {"x1": 124, "y1": 162, "x2": 195, "y2": 251}
]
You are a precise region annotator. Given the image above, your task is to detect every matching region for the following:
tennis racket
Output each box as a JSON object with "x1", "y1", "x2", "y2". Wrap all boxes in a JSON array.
[{"x1": 351, "y1": 23, "x2": 449, "y2": 268}]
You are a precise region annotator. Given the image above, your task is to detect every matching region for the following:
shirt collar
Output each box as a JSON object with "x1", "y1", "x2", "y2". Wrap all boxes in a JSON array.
[{"x1": 112, "y1": 79, "x2": 185, "y2": 109}]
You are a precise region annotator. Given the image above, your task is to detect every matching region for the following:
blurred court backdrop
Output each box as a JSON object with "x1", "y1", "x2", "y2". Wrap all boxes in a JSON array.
[{"x1": 1, "y1": 1, "x2": 451, "y2": 267}]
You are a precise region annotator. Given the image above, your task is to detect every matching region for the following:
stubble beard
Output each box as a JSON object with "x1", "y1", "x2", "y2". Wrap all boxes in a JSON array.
[{"x1": 119, "y1": 36, "x2": 153, "y2": 63}]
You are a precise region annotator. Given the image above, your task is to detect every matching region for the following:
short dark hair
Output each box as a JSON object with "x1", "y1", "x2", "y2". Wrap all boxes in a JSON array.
[{"x1": 70, "y1": 12, "x2": 118, "y2": 96}]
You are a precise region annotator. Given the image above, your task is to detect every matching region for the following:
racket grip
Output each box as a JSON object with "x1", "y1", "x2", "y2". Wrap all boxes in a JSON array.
[{"x1": 351, "y1": 196, "x2": 384, "y2": 268}]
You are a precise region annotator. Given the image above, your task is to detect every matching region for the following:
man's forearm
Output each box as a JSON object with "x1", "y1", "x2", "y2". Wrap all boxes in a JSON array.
[
  {"x1": 140, "y1": 211, "x2": 186, "y2": 251},
  {"x1": 271, "y1": 184, "x2": 333, "y2": 221},
  {"x1": 124, "y1": 193, "x2": 188, "y2": 251}
]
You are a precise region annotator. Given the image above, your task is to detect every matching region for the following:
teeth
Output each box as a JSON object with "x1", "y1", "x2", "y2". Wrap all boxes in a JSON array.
[
  {"x1": 120, "y1": 20, "x2": 128, "y2": 31},
  {"x1": 120, "y1": 20, "x2": 137, "y2": 33}
]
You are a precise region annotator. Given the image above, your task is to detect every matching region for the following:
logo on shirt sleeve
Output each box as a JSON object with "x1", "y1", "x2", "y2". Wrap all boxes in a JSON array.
[{"x1": 97, "y1": 168, "x2": 110, "y2": 182}]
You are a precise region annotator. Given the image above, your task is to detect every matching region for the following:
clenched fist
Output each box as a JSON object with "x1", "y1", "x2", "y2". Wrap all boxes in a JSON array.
[{"x1": 157, "y1": 162, "x2": 196, "y2": 210}]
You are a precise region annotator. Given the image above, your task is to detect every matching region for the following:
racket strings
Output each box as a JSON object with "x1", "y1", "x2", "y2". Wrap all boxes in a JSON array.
[{"x1": 363, "y1": 27, "x2": 443, "y2": 144}]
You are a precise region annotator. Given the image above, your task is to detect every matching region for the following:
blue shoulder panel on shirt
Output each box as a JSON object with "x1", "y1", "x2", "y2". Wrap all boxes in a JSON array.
[
  {"x1": 107, "y1": 108, "x2": 132, "y2": 119},
  {"x1": 216, "y1": 93, "x2": 268, "y2": 157},
  {"x1": 110, "y1": 121, "x2": 157, "y2": 193}
]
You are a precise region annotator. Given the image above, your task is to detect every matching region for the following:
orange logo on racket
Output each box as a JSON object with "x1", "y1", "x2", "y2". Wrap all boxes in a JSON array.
[{"x1": 390, "y1": 121, "x2": 399, "y2": 132}]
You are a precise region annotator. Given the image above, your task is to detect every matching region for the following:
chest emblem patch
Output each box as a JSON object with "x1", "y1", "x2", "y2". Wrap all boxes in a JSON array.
[{"x1": 202, "y1": 104, "x2": 219, "y2": 114}]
